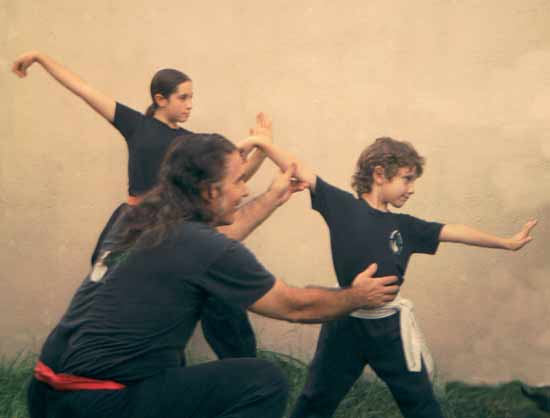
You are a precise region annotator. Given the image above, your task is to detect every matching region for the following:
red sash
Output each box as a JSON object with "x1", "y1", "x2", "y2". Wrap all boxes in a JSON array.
[{"x1": 34, "y1": 360, "x2": 126, "y2": 391}]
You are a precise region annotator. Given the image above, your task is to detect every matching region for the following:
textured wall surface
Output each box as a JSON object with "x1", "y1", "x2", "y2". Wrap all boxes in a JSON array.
[{"x1": 2, "y1": 0, "x2": 549, "y2": 384}]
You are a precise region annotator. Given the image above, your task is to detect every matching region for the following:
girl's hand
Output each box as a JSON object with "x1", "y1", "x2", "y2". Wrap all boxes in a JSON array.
[
  {"x1": 506, "y1": 219, "x2": 538, "y2": 251},
  {"x1": 249, "y1": 112, "x2": 272, "y2": 143},
  {"x1": 12, "y1": 51, "x2": 41, "y2": 78}
]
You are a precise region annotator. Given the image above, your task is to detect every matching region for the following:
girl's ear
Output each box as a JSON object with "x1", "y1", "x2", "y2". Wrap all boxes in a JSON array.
[{"x1": 153, "y1": 93, "x2": 168, "y2": 109}]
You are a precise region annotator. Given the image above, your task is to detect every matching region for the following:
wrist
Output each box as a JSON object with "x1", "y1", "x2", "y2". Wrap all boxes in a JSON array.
[
  {"x1": 502, "y1": 238, "x2": 514, "y2": 250},
  {"x1": 34, "y1": 52, "x2": 46, "y2": 64},
  {"x1": 340, "y1": 286, "x2": 363, "y2": 311}
]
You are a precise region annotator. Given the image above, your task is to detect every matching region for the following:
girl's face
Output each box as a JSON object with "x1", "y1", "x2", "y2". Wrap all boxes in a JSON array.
[{"x1": 158, "y1": 81, "x2": 194, "y2": 124}]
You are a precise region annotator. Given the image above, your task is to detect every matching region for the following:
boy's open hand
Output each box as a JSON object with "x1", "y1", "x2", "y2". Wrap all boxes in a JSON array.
[{"x1": 507, "y1": 219, "x2": 538, "y2": 251}]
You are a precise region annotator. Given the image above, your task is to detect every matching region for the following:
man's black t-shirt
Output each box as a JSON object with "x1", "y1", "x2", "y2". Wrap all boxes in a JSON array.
[
  {"x1": 39, "y1": 222, "x2": 275, "y2": 384},
  {"x1": 113, "y1": 103, "x2": 193, "y2": 196},
  {"x1": 311, "y1": 177, "x2": 444, "y2": 287}
]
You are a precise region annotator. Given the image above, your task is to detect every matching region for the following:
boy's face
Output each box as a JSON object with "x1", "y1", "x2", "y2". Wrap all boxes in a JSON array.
[{"x1": 381, "y1": 166, "x2": 418, "y2": 208}]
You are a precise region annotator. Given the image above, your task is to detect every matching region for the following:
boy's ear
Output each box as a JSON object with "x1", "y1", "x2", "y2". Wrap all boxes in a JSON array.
[{"x1": 373, "y1": 165, "x2": 386, "y2": 184}]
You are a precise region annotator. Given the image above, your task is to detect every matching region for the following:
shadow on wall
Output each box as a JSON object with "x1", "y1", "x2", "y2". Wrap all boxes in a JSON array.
[{"x1": 443, "y1": 201, "x2": 550, "y2": 383}]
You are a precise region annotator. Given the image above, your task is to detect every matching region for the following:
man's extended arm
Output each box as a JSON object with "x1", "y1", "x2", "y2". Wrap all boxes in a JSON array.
[
  {"x1": 250, "y1": 264, "x2": 400, "y2": 323},
  {"x1": 218, "y1": 164, "x2": 305, "y2": 241}
]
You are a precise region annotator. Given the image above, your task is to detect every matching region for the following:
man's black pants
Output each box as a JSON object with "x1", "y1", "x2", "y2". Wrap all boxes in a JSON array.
[
  {"x1": 28, "y1": 358, "x2": 288, "y2": 418},
  {"x1": 289, "y1": 314, "x2": 443, "y2": 418}
]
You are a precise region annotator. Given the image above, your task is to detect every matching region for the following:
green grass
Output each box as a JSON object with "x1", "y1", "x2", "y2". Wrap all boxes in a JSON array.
[
  {"x1": 0, "y1": 351, "x2": 37, "y2": 418},
  {"x1": 1, "y1": 350, "x2": 548, "y2": 418}
]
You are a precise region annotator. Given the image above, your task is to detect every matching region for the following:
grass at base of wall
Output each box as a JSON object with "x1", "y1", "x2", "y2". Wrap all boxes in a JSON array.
[{"x1": 1, "y1": 350, "x2": 548, "y2": 418}]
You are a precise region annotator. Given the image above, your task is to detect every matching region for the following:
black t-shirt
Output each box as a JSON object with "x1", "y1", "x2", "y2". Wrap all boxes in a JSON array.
[
  {"x1": 39, "y1": 222, "x2": 275, "y2": 384},
  {"x1": 113, "y1": 103, "x2": 193, "y2": 196},
  {"x1": 311, "y1": 177, "x2": 444, "y2": 287}
]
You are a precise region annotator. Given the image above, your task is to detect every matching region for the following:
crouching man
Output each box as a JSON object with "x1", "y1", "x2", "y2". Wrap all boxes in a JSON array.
[{"x1": 28, "y1": 133, "x2": 399, "y2": 418}]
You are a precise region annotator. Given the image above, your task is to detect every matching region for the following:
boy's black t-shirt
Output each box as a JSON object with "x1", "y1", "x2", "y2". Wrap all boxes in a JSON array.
[
  {"x1": 39, "y1": 221, "x2": 275, "y2": 384},
  {"x1": 311, "y1": 177, "x2": 444, "y2": 287},
  {"x1": 112, "y1": 102, "x2": 193, "y2": 196}
]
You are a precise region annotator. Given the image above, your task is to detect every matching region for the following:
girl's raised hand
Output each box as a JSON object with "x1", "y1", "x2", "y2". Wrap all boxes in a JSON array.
[{"x1": 12, "y1": 51, "x2": 40, "y2": 78}]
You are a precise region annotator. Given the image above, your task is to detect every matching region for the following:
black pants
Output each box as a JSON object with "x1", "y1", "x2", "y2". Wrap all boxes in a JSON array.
[
  {"x1": 28, "y1": 358, "x2": 288, "y2": 418},
  {"x1": 289, "y1": 314, "x2": 443, "y2": 418},
  {"x1": 90, "y1": 204, "x2": 257, "y2": 359}
]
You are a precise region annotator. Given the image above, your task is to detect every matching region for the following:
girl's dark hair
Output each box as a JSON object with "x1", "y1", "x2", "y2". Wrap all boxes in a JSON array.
[
  {"x1": 145, "y1": 68, "x2": 191, "y2": 117},
  {"x1": 111, "y1": 133, "x2": 237, "y2": 252},
  {"x1": 351, "y1": 137, "x2": 425, "y2": 196}
]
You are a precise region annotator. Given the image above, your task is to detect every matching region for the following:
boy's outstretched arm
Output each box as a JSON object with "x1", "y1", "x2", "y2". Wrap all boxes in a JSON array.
[
  {"x1": 239, "y1": 135, "x2": 318, "y2": 191},
  {"x1": 439, "y1": 219, "x2": 538, "y2": 251}
]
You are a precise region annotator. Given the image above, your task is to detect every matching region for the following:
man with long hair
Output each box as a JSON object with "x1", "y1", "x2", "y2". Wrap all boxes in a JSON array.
[{"x1": 28, "y1": 133, "x2": 400, "y2": 418}]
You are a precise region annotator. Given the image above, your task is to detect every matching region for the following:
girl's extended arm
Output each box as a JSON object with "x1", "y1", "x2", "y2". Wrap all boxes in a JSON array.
[
  {"x1": 439, "y1": 220, "x2": 537, "y2": 251},
  {"x1": 12, "y1": 51, "x2": 116, "y2": 123}
]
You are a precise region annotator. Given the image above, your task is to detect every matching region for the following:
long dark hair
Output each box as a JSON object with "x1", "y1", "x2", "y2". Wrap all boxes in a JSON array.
[
  {"x1": 111, "y1": 133, "x2": 237, "y2": 252},
  {"x1": 145, "y1": 68, "x2": 191, "y2": 117}
]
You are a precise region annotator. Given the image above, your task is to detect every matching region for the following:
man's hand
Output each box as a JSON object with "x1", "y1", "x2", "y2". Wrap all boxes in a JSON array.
[
  {"x1": 267, "y1": 164, "x2": 308, "y2": 207},
  {"x1": 350, "y1": 263, "x2": 399, "y2": 308},
  {"x1": 506, "y1": 219, "x2": 538, "y2": 251}
]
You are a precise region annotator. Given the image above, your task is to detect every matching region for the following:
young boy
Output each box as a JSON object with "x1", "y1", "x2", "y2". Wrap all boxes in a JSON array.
[{"x1": 239, "y1": 135, "x2": 537, "y2": 418}]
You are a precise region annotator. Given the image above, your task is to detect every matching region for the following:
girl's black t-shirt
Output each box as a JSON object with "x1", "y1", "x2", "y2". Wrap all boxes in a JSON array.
[{"x1": 112, "y1": 102, "x2": 193, "y2": 196}]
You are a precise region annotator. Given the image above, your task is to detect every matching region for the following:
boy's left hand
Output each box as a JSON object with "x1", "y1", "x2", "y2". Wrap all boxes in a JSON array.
[{"x1": 506, "y1": 219, "x2": 538, "y2": 251}]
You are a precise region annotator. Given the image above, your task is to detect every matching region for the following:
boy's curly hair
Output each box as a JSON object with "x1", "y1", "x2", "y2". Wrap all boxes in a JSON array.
[{"x1": 351, "y1": 137, "x2": 425, "y2": 196}]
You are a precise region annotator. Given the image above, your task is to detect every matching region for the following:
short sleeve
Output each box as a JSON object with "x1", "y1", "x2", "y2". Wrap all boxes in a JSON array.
[
  {"x1": 310, "y1": 177, "x2": 356, "y2": 223},
  {"x1": 401, "y1": 214, "x2": 444, "y2": 255},
  {"x1": 202, "y1": 241, "x2": 276, "y2": 309},
  {"x1": 112, "y1": 102, "x2": 145, "y2": 143}
]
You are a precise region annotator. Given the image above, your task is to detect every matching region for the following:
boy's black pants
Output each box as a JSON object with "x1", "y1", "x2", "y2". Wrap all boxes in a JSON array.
[
  {"x1": 289, "y1": 314, "x2": 443, "y2": 418},
  {"x1": 28, "y1": 358, "x2": 288, "y2": 418},
  {"x1": 90, "y1": 204, "x2": 257, "y2": 360}
]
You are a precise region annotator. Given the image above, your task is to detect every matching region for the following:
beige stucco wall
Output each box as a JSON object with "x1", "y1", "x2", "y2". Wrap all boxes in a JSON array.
[{"x1": 2, "y1": 0, "x2": 549, "y2": 384}]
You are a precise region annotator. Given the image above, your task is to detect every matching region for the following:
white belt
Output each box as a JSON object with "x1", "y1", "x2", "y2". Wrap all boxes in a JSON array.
[{"x1": 350, "y1": 296, "x2": 434, "y2": 378}]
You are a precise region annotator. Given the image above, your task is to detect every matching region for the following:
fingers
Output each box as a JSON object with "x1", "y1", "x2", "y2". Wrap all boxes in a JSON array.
[
  {"x1": 523, "y1": 219, "x2": 538, "y2": 234},
  {"x1": 256, "y1": 112, "x2": 272, "y2": 130},
  {"x1": 382, "y1": 284, "x2": 400, "y2": 294},
  {"x1": 362, "y1": 263, "x2": 378, "y2": 278},
  {"x1": 12, "y1": 61, "x2": 26, "y2": 78},
  {"x1": 289, "y1": 180, "x2": 308, "y2": 193},
  {"x1": 283, "y1": 163, "x2": 297, "y2": 180},
  {"x1": 377, "y1": 275, "x2": 399, "y2": 286}
]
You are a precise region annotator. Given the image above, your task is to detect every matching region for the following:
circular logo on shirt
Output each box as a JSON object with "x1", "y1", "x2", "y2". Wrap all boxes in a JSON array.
[{"x1": 389, "y1": 230, "x2": 403, "y2": 255}]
